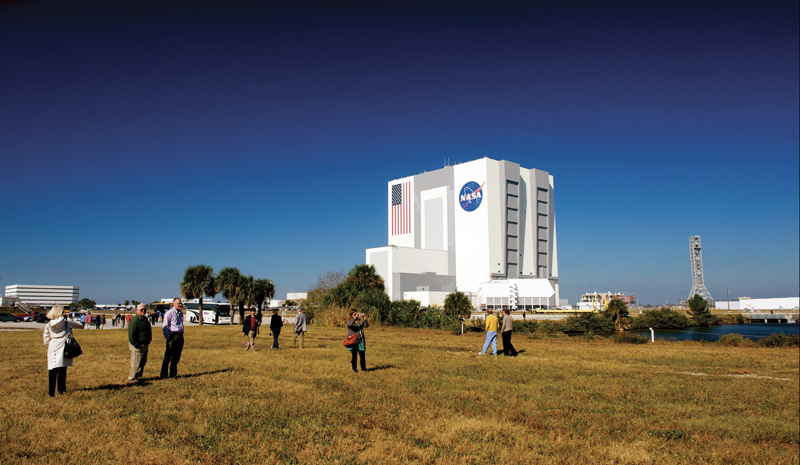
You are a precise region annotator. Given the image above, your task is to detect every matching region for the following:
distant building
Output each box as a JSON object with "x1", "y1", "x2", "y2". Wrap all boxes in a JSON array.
[
  {"x1": 286, "y1": 292, "x2": 308, "y2": 301},
  {"x1": 577, "y1": 292, "x2": 636, "y2": 311},
  {"x1": 714, "y1": 297, "x2": 799, "y2": 311},
  {"x1": 366, "y1": 157, "x2": 559, "y2": 308},
  {"x1": 4, "y1": 284, "x2": 79, "y2": 306}
]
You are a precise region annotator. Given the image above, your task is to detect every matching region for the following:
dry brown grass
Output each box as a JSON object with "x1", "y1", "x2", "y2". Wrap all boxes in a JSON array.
[{"x1": 0, "y1": 324, "x2": 798, "y2": 464}]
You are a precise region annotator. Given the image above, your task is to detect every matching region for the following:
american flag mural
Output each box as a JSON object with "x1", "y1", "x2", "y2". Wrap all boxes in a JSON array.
[{"x1": 391, "y1": 181, "x2": 411, "y2": 235}]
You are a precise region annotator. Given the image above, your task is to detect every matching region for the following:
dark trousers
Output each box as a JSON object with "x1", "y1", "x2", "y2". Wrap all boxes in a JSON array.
[
  {"x1": 502, "y1": 331, "x2": 518, "y2": 356},
  {"x1": 271, "y1": 328, "x2": 281, "y2": 348},
  {"x1": 48, "y1": 367, "x2": 67, "y2": 397},
  {"x1": 160, "y1": 333, "x2": 184, "y2": 378},
  {"x1": 350, "y1": 349, "x2": 366, "y2": 372}
]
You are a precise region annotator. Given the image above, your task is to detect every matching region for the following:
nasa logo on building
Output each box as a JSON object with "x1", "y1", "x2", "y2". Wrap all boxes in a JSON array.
[{"x1": 459, "y1": 181, "x2": 484, "y2": 212}]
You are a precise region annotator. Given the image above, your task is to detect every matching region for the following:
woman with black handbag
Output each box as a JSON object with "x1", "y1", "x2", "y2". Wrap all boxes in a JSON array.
[{"x1": 43, "y1": 305, "x2": 84, "y2": 397}]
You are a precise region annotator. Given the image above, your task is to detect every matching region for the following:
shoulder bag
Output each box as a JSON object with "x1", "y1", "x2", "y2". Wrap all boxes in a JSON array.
[
  {"x1": 343, "y1": 332, "x2": 358, "y2": 348},
  {"x1": 63, "y1": 325, "x2": 83, "y2": 359}
]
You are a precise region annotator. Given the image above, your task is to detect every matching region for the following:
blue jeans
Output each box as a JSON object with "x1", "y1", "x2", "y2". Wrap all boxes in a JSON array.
[
  {"x1": 481, "y1": 331, "x2": 498, "y2": 355},
  {"x1": 272, "y1": 328, "x2": 280, "y2": 348}
]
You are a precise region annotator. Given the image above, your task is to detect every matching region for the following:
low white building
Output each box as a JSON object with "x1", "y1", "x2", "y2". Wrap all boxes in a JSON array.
[
  {"x1": 4, "y1": 284, "x2": 79, "y2": 305},
  {"x1": 478, "y1": 279, "x2": 554, "y2": 310},
  {"x1": 0, "y1": 296, "x2": 20, "y2": 307},
  {"x1": 715, "y1": 297, "x2": 799, "y2": 311}
]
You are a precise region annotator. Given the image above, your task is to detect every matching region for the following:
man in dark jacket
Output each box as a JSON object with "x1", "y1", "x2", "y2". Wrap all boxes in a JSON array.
[
  {"x1": 128, "y1": 303, "x2": 152, "y2": 383},
  {"x1": 242, "y1": 308, "x2": 260, "y2": 352},
  {"x1": 270, "y1": 309, "x2": 283, "y2": 349}
]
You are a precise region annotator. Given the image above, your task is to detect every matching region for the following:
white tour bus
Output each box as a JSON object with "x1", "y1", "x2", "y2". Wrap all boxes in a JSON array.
[{"x1": 184, "y1": 301, "x2": 232, "y2": 325}]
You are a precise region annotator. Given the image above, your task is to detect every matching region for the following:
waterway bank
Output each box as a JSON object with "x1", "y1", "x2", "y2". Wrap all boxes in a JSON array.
[{"x1": 630, "y1": 323, "x2": 799, "y2": 342}]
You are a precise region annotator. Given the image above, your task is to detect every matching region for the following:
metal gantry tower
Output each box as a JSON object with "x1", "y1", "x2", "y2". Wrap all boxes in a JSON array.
[{"x1": 688, "y1": 235, "x2": 714, "y2": 301}]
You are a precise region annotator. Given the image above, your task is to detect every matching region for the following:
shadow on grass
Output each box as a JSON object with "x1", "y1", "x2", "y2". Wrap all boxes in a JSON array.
[
  {"x1": 77, "y1": 369, "x2": 235, "y2": 392},
  {"x1": 366, "y1": 364, "x2": 396, "y2": 372}
]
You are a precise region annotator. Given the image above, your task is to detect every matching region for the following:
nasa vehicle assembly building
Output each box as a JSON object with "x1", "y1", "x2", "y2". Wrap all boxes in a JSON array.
[{"x1": 366, "y1": 157, "x2": 559, "y2": 310}]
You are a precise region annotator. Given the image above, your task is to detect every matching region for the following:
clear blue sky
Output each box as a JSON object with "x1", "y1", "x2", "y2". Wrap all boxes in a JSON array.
[{"x1": 1, "y1": 1, "x2": 798, "y2": 305}]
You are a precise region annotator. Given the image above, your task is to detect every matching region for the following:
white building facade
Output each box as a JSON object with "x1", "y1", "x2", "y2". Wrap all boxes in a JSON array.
[
  {"x1": 367, "y1": 157, "x2": 559, "y2": 308},
  {"x1": 4, "y1": 284, "x2": 80, "y2": 305},
  {"x1": 714, "y1": 297, "x2": 800, "y2": 311}
]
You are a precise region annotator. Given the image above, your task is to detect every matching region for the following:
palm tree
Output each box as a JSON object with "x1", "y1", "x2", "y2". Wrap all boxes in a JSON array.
[
  {"x1": 216, "y1": 267, "x2": 242, "y2": 325},
  {"x1": 250, "y1": 279, "x2": 275, "y2": 320},
  {"x1": 180, "y1": 264, "x2": 216, "y2": 326},
  {"x1": 346, "y1": 264, "x2": 385, "y2": 292},
  {"x1": 236, "y1": 275, "x2": 254, "y2": 324},
  {"x1": 444, "y1": 291, "x2": 473, "y2": 320}
]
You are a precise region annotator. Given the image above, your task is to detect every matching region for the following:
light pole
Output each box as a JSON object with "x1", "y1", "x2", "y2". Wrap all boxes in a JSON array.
[{"x1": 726, "y1": 286, "x2": 732, "y2": 313}]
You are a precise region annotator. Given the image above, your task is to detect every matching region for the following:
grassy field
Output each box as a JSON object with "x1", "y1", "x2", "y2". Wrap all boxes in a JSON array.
[{"x1": 1, "y1": 324, "x2": 797, "y2": 464}]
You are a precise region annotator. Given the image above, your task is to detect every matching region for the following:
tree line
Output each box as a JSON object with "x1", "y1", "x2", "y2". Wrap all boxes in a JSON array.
[
  {"x1": 181, "y1": 265, "x2": 275, "y2": 325},
  {"x1": 301, "y1": 264, "x2": 473, "y2": 330}
]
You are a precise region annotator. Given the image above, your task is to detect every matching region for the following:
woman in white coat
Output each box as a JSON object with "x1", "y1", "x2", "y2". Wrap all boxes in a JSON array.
[{"x1": 43, "y1": 305, "x2": 83, "y2": 397}]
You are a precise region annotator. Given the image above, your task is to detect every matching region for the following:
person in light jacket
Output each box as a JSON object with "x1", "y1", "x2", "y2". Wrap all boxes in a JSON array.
[
  {"x1": 501, "y1": 309, "x2": 518, "y2": 356},
  {"x1": 293, "y1": 308, "x2": 307, "y2": 349},
  {"x1": 43, "y1": 305, "x2": 84, "y2": 397}
]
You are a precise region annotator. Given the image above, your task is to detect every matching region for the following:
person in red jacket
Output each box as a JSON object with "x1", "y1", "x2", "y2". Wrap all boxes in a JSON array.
[{"x1": 242, "y1": 309, "x2": 260, "y2": 352}]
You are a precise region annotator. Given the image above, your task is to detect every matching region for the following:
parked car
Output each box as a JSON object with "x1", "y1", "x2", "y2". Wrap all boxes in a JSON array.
[
  {"x1": 0, "y1": 313, "x2": 22, "y2": 322},
  {"x1": 14, "y1": 313, "x2": 32, "y2": 322},
  {"x1": 32, "y1": 312, "x2": 49, "y2": 323}
]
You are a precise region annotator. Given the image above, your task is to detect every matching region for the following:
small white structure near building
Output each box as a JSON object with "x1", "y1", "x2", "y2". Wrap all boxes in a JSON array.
[{"x1": 0, "y1": 296, "x2": 21, "y2": 306}]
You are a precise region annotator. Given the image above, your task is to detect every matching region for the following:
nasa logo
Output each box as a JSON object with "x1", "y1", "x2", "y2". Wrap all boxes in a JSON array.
[{"x1": 459, "y1": 181, "x2": 485, "y2": 212}]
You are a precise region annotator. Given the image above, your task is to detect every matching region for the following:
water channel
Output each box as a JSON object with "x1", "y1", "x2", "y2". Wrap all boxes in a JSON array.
[{"x1": 629, "y1": 323, "x2": 799, "y2": 342}]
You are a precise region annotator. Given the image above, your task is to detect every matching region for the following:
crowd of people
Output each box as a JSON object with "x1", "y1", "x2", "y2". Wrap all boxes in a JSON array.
[
  {"x1": 41, "y1": 299, "x2": 315, "y2": 396},
  {"x1": 42, "y1": 300, "x2": 518, "y2": 397}
]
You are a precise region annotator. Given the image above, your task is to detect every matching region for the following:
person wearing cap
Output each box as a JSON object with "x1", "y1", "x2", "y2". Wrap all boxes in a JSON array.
[
  {"x1": 160, "y1": 298, "x2": 185, "y2": 378},
  {"x1": 242, "y1": 308, "x2": 260, "y2": 352},
  {"x1": 42, "y1": 305, "x2": 84, "y2": 397},
  {"x1": 128, "y1": 303, "x2": 152, "y2": 383},
  {"x1": 478, "y1": 308, "x2": 499, "y2": 356}
]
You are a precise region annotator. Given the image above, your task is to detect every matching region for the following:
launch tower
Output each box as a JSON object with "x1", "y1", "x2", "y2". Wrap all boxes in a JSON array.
[{"x1": 688, "y1": 235, "x2": 714, "y2": 302}]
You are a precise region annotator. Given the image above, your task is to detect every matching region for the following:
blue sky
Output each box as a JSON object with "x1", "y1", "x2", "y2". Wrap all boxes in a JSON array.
[{"x1": 1, "y1": 1, "x2": 798, "y2": 305}]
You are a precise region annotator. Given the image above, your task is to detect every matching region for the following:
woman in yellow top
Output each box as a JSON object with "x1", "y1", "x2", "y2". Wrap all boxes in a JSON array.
[{"x1": 478, "y1": 309, "x2": 499, "y2": 355}]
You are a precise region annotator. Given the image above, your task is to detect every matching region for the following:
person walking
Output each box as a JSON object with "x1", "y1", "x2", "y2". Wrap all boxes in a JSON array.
[
  {"x1": 242, "y1": 309, "x2": 260, "y2": 352},
  {"x1": 293, "y1": 308, "x2": 307, "y2": 349},
  {"x1": 43, "y1": 305, "x2": 84, "y2": 397},
  {"x1": 160, "y1": 298, "x2": 185, "y2": 379},
  {"x1": 101, "y1": 314, "x2": 106, "y2": 329},
  {"x1": 269, "y1": 309, "x2": 283, "y2": 349},
  {"x1": 128, "y1": 304, "x2": 152, "y2": 383},
  {"x1": 478, "y1": 308, "x2": 499, "y2": 356},
  {"x1": 501, "y1": 309, "x2": 518, "y2": 356},
  {"x1": 345, "y1": 310, "x2": 369, "y2": 372},
  {"x1": 95, "y1": 314, "x2": 102, "y2": 330}
]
